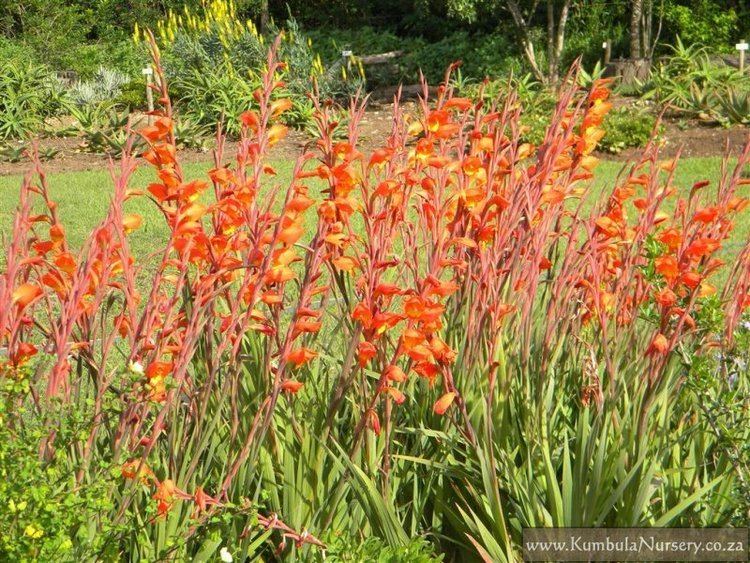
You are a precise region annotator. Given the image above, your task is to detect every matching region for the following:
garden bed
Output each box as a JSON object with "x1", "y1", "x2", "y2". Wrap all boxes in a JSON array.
[{"x1": 2, "y1": 104, "x2": 747, "y2": 177}]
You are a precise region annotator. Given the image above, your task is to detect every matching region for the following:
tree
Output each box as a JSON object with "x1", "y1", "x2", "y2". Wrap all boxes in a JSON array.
[{"x1": 504, "y1": 0, "x2": 573, "y2": 84}]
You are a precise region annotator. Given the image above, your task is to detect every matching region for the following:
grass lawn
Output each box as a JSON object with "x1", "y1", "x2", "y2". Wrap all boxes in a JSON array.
[{"x1": 1, "y1": 156, "x2": 746, "y2": 260}]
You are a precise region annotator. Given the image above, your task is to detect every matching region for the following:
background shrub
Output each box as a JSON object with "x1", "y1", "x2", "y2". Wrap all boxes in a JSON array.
[{"x1": 0, "y1": 60, "x2": 67, "y2": 140}]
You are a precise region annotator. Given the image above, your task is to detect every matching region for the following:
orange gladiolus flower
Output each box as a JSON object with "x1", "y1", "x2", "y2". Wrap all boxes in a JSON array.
[
  {"x1": 433, "y1": 392, "x2": 456, "y2": 415},
  {"x1": 382, "y1": 386, "x2": 406, "y2": 404},
  {"x1": 368, "y1": 409, "x2": 381, "y2": 435},
  {"x1": 655, "y1": 255, "x2": 679, "y2": 281},
  {"x1": 281, "y1": 380, "x2": 304, "y2": 393},
  {"x1": 333, "y1": 256, "x2": 357, "y2": 272},
  {"x1": 403, "y1": 296, "x2": 425, "y2": 319},
  {"x1": 54, "y1": 252, "x2": 76, "y2": 275},
  {"x1": 240, "y1": 111, "x2": 260, "y2": 131},
  {"x1": 12, "y1": 283, "x2": 43, "y2": 309},
  {"x1": 121, "y1": 459, "x2": 154, "y2": 483},
  {"x1": 685, "y1": 238, "x2": 720, "y2": 260},
  {"x1": 647, "y1": 333, "x2": 670, "y2": 356},
  {"x1": 123, "y1": 214, "x2": 143, "y2": 234},
  {"x1": 268, "y1": 124, "x2": 288, "y2": 146},
  {"x1": 444, "y1": 97, "x2": 473, "y2": 111},
  {"x1": 285, "y1": 347, "x2": 318, "y2": 367},
  {"x1": 279, "y1": 222, "x2": 304, "y2": 245},
  {"x1": 692, "y1": 206, "x2": 720, "y2": 223},
  {"x1": 145, "y1": 362, "x2": 173, "y2": 380},
  {"x1": 357, "y1": 341, "x2": 377, "y2": 367},
  {"x1": 658, "y1": 228, "x2": 682, "y2": 251},
  {"x1": 270, "y1": 98, "x2": 293, "y2": 117},
  {"x1": 654, "y1": 287, "x2": 677, "y2": 308},
  {"x1": 384, "y1": 364, "x2": 407, "y2": 383}
]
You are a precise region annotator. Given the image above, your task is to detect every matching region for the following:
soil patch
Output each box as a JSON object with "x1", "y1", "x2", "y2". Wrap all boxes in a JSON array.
[{"x1": 1, "y1": 102, "x2": 747, "y2": 177}]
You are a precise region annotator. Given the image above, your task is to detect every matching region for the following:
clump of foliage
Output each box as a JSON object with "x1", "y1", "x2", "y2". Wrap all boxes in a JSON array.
[
  {"x1": 1, "y1": 36, "x2": 750, "y2": 560},
  {"x1": 641, "y1": 38, "x2": 750, "y2": 125},
  {"x1": 143, "y1": 0, "x2": 362, "y2": 137},
  {"x1": 69, "y1": 67, "x2": 130, "y2": 107},
  {"x1": 0, "y1": 387, "x2": 123, "y2": 560},
  {"x1": 0, "y1": 60, "x2": 67, "y2": 140},
  {"x1": 663, "y1": 0, "x2": 738, "y2": 49},
  {"x1": 599, "y1": 106, "x2": 658, "y2": 154}
]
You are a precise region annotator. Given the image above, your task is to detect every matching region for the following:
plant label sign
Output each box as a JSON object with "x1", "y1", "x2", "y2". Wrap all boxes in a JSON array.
[{"x1": 737, "y1": 41, "x2": 748, "y2": 72}]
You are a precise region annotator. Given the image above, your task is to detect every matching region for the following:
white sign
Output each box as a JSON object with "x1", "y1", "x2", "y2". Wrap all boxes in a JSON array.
[
  {"x1": 142, "y1": 67, "x2": 153, "y2": 75},
  {"x1": 736, "y1": 42, "x2": 749, "y2": 51},
  {"x1": 602, "y1": 42, "x2": 608, "y2": 49},
  {"x1": 341, "y1": 50, "x2": 353, "y2": 57}
]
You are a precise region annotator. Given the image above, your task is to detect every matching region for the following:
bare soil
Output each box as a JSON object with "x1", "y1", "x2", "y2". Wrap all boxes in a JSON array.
[
  {"x1": 1, "y1": 102, "x2": 748, "y2": 177},
  {"x1": 612, "y1": 120, "x2": 749, "y2": 161}
]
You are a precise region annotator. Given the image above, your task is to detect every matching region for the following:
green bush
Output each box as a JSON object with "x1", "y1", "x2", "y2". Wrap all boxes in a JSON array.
[
  {"x1": 664, "y1": 0, "x2": 738, "y2": 51},
  {"x1": 0, "y1": 60, "x2": 68, "y2": 140},
  {"x1": 0, "y1": 381, "x2": 122, "y2": 561},
  {"x1": 56, "y1": 40, "x2": 146, "y2": 79},
  {"x1": 114, "y1": 80, "x2": 148, "y2": 110},
  {"x1": 640, "y1": 38, "x2": 750, "y2": 125},
  {"x1": 599, "y1": 107, "x2": 658, "y2": 154}
]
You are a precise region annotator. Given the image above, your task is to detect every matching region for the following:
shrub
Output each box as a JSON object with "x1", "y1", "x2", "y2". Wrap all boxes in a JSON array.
[
  {"x1": 0, "y1": 60, "x2": 68, "y2": 140},
  {"x1": 69, "y1": 67, "x2": 130, "y2": 107},
  {"x1": 1, "y1": 36, "x2": 749, "y2": 559},
  {"x1": 146, "y1": 0, "x2": 362, "y2": 136},
  {"x1": 114, "y1": 80, "x2": 148, "y2": 110},
  {"x1": 663, "y1": 0, "x2": 738, "y2": 50},
  {"x1": 598, "y1": 106, "x2": 658, "y2": 153},
  {"x1": 641, "y1": 38, "x2": 750, "y2": 125}
]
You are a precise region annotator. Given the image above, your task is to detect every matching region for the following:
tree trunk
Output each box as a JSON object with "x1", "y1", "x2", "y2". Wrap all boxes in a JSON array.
[
  {"x1": 630, "y1": 0, "x2": 644, "y2": 58},
  {"x1": 505, "y1": 0, "x2": 547, "y2": 84},
  {"x1": 546, "y1": 0, "x2": 571, "y2": 84},
  {"x1": 259, "y1": 0, "x2": 269, "y2": 33}
]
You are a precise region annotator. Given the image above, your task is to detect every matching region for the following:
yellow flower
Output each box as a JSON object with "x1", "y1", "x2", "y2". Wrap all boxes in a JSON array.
[{"x1": 24, "y1": 524, "x2": 44, "y2": 539}]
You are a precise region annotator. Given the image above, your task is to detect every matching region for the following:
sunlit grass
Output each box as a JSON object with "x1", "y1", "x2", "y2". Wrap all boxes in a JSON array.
[{"x1": 2, "y1": 156, "x2": 742, "y2": 256}]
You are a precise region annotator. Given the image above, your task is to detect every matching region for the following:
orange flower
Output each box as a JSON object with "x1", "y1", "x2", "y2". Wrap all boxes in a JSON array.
[
  {"x1": 193, "y1": 486, "x2": 218, "y2": 514},
  {"x1": 12, "y1": 283, "x2": 43, "y2": 309},
  {"x1": 658, "y1": 228, "x2": 682, "y2": 251},
  {"x1": 123, "y1": 214, "x2": 143, "y2": 234},
  {"x1": 121, "y1": 459, "x2": 154, "y2": 483},
  {"x1": 692, "y1": 206, "x2": 720, "y2": 223},
  {"x1": 647, "y1": 333, "x2": 670, "y2": 356},
  {"x1": 279, "y1": 221, "x2": 304, "y2": 246},
  {"x1": 281, "y1": 380, "x2": 304, "y2": 393},
  {"x1": 368, "y1": 409, "x2": 381, "y2": 435},
  {"x1": 145, "y1": 362, "x2": 173, "y2": 380},
  {"x1": 382, "y1": 386, "x2": 406, "y2": 404},
  {"x1": 655, "y1": 255, "x2": 679, "y2": 282},
  {"x1": 333, "y1": 256, "x2": 357, "y2": 272},
  {"x1": 357, "y1": 341, "x2": 377, "y2": 367},
  {"x1": 384, "y1": 364, "x2": 407, "y2": 383},
  {"x1": 403, "y1": 296, "x2": 425, "y2": 319},
  {"x1": 433, "y1": 392, "x2": 456, "y2": 415},
  {"x1": 292, "y1": 318, "x2": 322, "y2": 338},
  {"x1": 268, "y1": 124, "x2": 288, "y2": 146},
  {"x1": 654, "y1": 287, "x2": 677, "y2": 308},
  {"x1": 270, "y1": 98, "x2": 293, "y2": 117},
  {"x1": 285, "y1": 347, "x2": 318, "y2": 367},
  {"x1": 10, "y1": 342, "x2": 37, "y2": 365},
  {"x1": 685, "y1": 238, "x2": 720, "y2": 260},
  {"x1": 444, "y1": 97, "x2": 472, "y2": 111},
  {"x1": 152, "y1": 479, "x2": 187, "y2": 517},
  {"x1": 240, "y1": 110, "x2": 260, "y2": 131}
]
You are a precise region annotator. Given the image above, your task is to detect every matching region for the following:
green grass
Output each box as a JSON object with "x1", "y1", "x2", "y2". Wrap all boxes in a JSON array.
[
  {"x1": 0, "y1": 160, "x2": 299, "y2": 259},
  {"x1": 1, "y1": 156, "x2": 746, "y2": 258}
]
